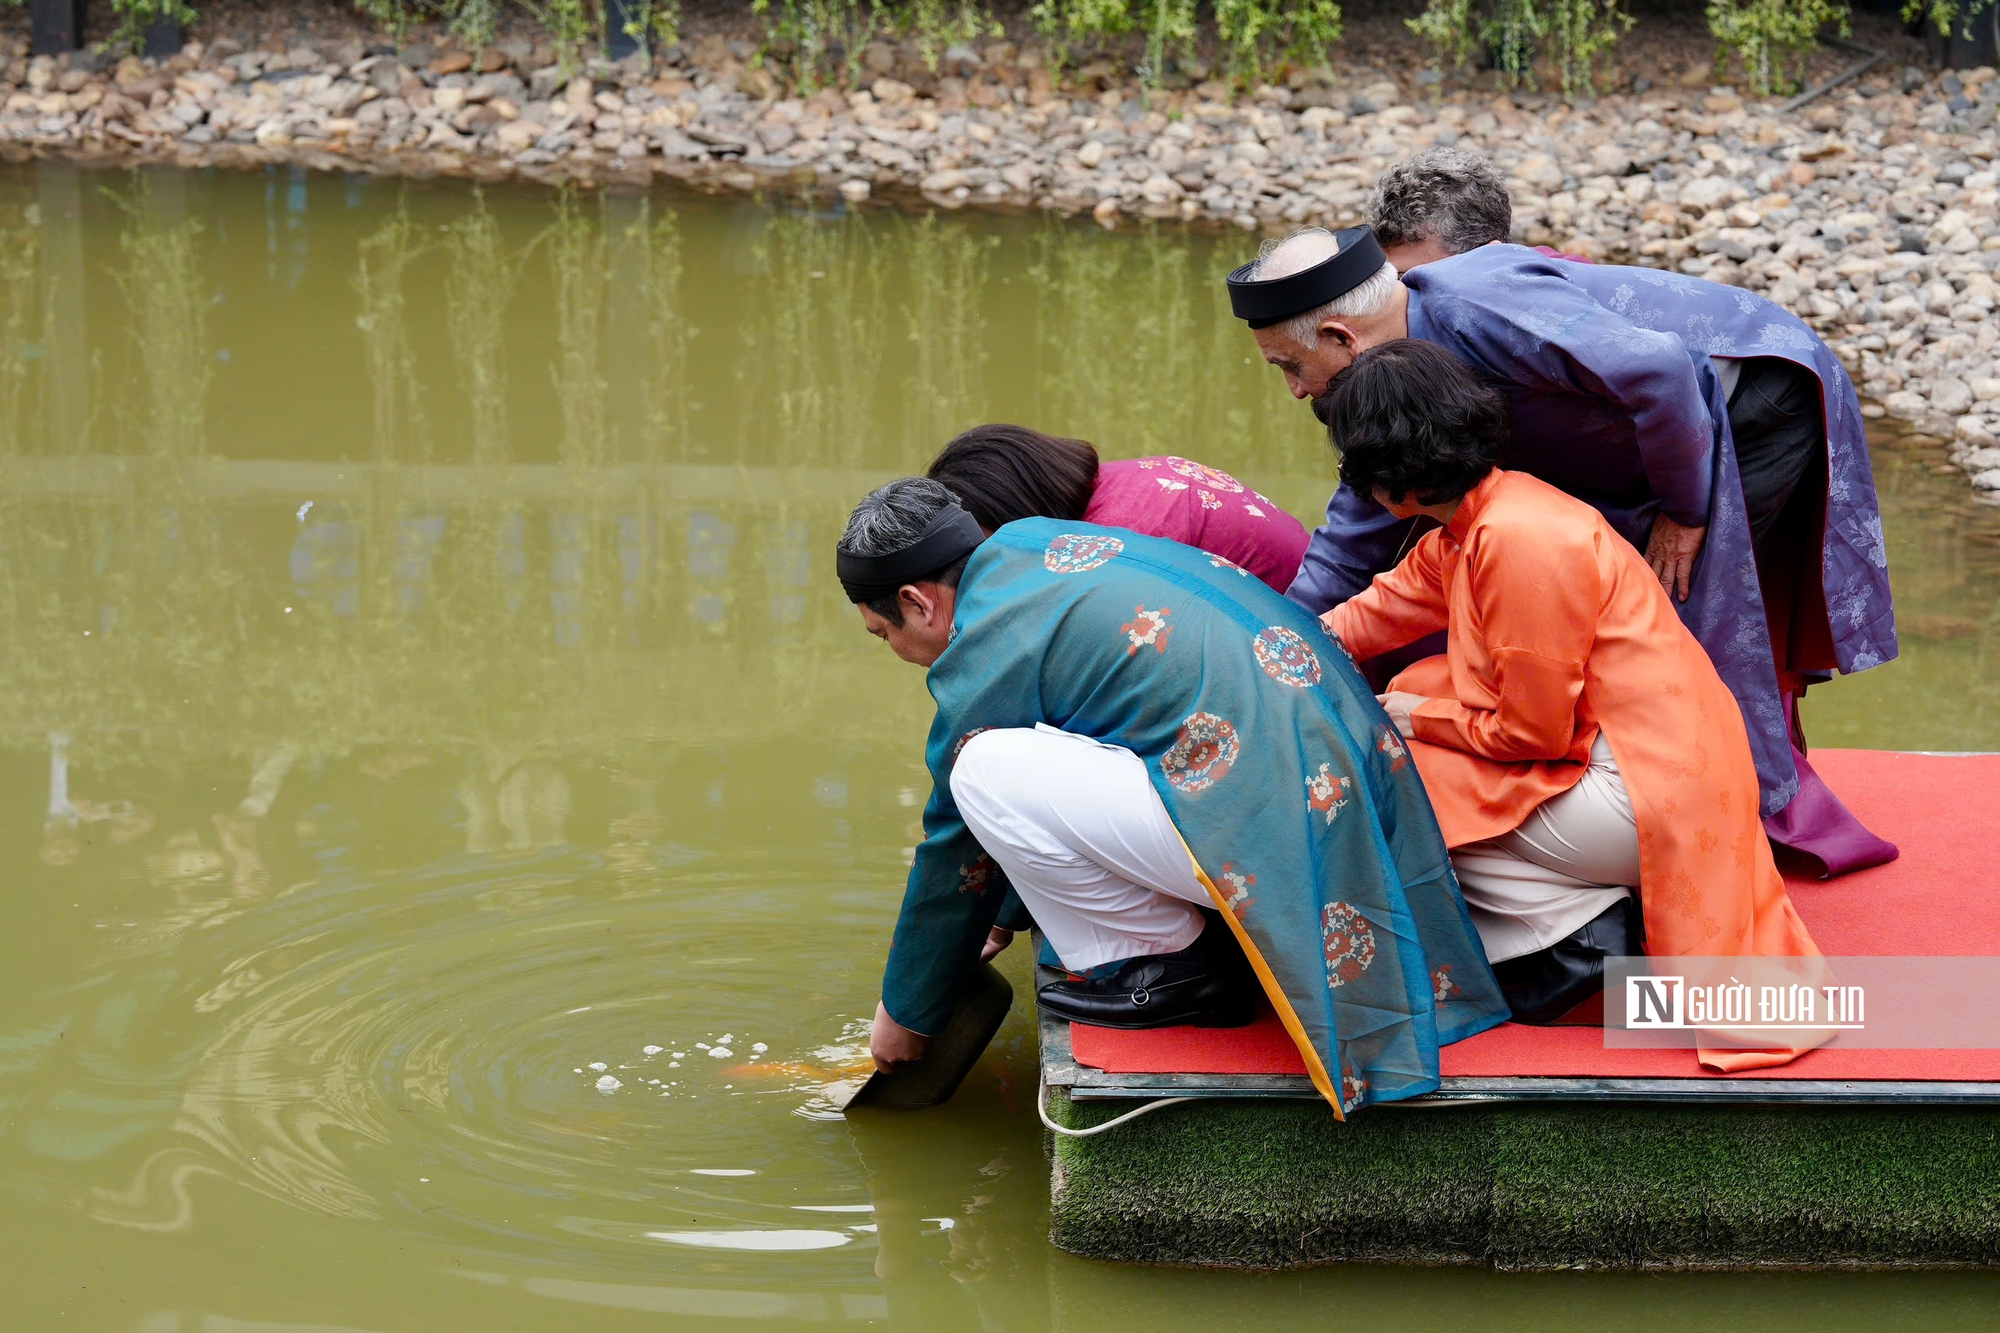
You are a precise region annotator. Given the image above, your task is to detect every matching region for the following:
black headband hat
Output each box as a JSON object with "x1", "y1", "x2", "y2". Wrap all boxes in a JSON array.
[
  {"x1": 837, "y1": 500, "x2": 986, "y2": 604},
  {"x1": 1226, "y1": 225, "x2": 1389, "y2": 329}
]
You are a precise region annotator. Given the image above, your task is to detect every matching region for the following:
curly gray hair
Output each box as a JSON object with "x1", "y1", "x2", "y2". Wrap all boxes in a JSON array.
[{"x1": 1367, "y1": 147, "x2": 1514, "y2": 254}]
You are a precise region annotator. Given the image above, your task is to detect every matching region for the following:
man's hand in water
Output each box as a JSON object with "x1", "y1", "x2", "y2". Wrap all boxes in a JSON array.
[
  {"x1": 1646, "y1": 514, "x2": 1706, "y2": 602},
  {"x1": 980, "y1": 927, "x2": 1014, "y2": 961},
  {"x1": 871, "y1": 1002, "x2": 928, "y2": 1072}
]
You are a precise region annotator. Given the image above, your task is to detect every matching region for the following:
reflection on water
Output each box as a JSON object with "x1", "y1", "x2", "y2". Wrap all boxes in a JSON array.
[
  {"x1": 1806, "y1": 420, "x2": 2000, "y2": 750},
  {"x1": 1, "y1": 161, "x2": 1998, "y2": 1330}
]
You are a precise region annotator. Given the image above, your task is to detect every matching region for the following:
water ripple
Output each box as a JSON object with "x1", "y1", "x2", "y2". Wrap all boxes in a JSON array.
[{"x1": 8, "y1": 848, "x2": 888, "y2": 1274}]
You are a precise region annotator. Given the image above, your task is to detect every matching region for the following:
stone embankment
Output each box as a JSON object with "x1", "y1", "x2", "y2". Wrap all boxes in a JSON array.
[{"x1": 6, "y1": 30, "x2": 1998, "y2": 490}]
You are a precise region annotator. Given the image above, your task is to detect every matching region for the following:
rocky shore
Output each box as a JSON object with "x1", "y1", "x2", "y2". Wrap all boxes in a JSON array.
[{"x1": 5, "y1": 27, "x2": 1997, "y2": 490}]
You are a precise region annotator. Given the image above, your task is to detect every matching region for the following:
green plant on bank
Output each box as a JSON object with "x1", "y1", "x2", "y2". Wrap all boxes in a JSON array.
[
  {"x1": 1213, "y1": 0, "x2": 1340, "y2": 83},
  {"x1": 1707, "y1": 0, "x2": 1848, "y2": 97},
  {"x1": 1408, "y1": 0, "x2": 1492, "y2": 84},
  {"x1": 106, "y1": 0, "x2": 200, "y2": 46},
  {"x1": 1545, "y1": 0, "x2": 1631, "y2": 94},
  {"x1": 1138, "y1": 0, "x2": 1198, "y2": 87},
  {"x1": 1408, "y1": 0, "x2": 1631, "y2": 97},
  {"x1": 610, "y1": 0, "x2": 683, "y2": 58},
  {"x1": 83, "y1": 0, "x2": 2000, "y2": 109},
  {"x1": 1029, "y1": 0, "x2": 1134, "y2": 72},
  {"x1": 726, "y1": 0, "x2": 1000, "y2": 115},
  {"x1": 1489, "y1": 0, "x2": 1545, "y2": 87},
  {"x1": 442, "y1": 0, "x2": 501, "y2": 46},
  {"x1": 1031, "y1": 0, "x2": 1334, "y2": 86},
  {"x1": 350, "y1": 0, "x2": 661, "y2": 58},
  {"x1": 752, "y1": 0, "x2": 884, "y2": 91},
  {"x1": 350, "y1": 0, "x2": 417, "y2": 45},
  {"x1": 1904, "y1": 0, "x2": 1999, "y2": 41},
  {"x1": 753, "y1": 0, "x2": 1001, "y2": 89},
  {"x1": 517, "y1": 0, "x2": 595, "y2": 71},
  {"x1": 899, "y1": 0, "x2": 1003, "y2": 70},
  {"x1": 324, "y1": 0, "x2": 679, "y2": 73}
]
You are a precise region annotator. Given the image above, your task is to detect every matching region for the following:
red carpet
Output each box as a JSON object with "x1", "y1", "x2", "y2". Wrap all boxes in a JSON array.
[{"x1": 1068, "y1": 750, "x2": 2000, "y2": 1082}]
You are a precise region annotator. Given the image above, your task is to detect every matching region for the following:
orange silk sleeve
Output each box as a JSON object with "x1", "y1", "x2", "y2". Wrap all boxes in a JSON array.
[
  {"x1": 1321, "y1": 530, "x2": 1448, "y2": 663},
  {"x1": 1406, "y1": 523, "x2": 1601, "y2": 764}
]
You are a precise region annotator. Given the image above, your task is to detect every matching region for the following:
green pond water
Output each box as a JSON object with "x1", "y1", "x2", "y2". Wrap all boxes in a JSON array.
[{"x1": 3, "y1": 159, "x2": 2000, "y2": 1331}]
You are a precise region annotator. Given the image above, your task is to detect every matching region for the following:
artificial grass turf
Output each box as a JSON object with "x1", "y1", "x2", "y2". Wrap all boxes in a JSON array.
[{"x1": 1045, "y1": 1090, "x2": 2000, "y2": 1269}]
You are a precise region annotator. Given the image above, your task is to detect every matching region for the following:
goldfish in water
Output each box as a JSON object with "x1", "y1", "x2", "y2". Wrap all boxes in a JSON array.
[{"x1": 722, "y1": 1057, "x2": 873, "y2": 1084}]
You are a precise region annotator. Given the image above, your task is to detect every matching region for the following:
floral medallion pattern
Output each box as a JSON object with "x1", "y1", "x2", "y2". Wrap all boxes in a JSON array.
[
  {"x1": 1378, "y1": 727, "x2": 1410, "y2": 773},
  {"x1": 1306, "y1": 763, "x2": 1352, "y2": 824},
  {"x1": 958, "y1": 854, "x2": 994, "y2": 897},
  {"x1": 1217, "y1": 862, "x2": 1257, "y2": 920},
  {"x1": 1121, "y1": 604, "x2": 1173, "y2": 656},
  {"x1": 1044, "y1": 533, "x2": 1124, "y2": 574},
  {"x1": 1164, "y1": 456, "x2": 1245, "y2": 493},
  {"x1": 1160, "y1": 711, "x2": 1240, "y2": 793},
  {"x1": 1253, "y1": 626, "x2": 1322, "y2": 689},
  {"x1": 1322, "y1": 901, "x2": 1376, "y2": 988}
]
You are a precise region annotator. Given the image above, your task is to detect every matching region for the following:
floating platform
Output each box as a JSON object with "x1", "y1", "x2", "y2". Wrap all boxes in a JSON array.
[{"x1": 1038, "y1": 749, "x2": 2000, "y2": 1269}]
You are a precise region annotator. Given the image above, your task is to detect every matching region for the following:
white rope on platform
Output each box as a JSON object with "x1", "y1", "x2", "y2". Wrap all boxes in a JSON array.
[
  {"x1": 1037, "y1": 1071, "x2": 1195, "y2": 1138},
  {"x1": 1034, "y1": 1073, "x2": 1511, "y2": 1129}
]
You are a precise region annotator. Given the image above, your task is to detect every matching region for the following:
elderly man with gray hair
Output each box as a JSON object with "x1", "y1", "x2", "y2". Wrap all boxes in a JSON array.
[{"x1": 1226, "y1": 212, "x2": 1898, "y2": 875}]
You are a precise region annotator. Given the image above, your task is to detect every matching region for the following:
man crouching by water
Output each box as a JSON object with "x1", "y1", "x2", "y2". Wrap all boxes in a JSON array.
[{"x1": 837, "y1": 476, "x2": 1509, "y2": 1115}]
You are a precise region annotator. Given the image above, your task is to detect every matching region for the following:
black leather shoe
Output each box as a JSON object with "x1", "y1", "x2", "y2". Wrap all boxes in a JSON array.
[
  {"x1": 1491, "y1": 896, "x2": 1640, "y2": 1025},
  {"x1": 1037, "y1": 917, "x2": 1259, "y2": 1029}
]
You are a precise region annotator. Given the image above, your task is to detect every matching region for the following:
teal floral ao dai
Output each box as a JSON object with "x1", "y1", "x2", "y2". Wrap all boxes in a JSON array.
[{"x1": 885, "y1": 519, "x2": 1508, "y2": 1112}]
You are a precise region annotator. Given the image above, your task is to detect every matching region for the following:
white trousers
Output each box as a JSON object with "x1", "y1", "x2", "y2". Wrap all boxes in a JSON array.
[
  {"x1": 1451, "y1": 733, "x2": 1638, "y2": 963},
  {"x1": 949, "y1": 726, "x2": 1210, "y2": 971}
]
